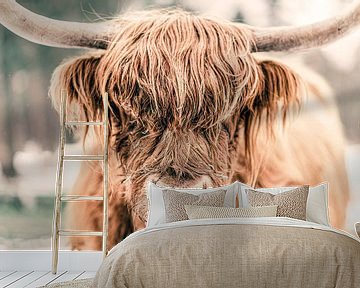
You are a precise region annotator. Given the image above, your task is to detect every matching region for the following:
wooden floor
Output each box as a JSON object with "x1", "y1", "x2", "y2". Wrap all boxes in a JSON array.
[
  {"x1": 0, "y1": 251, "x2": 102, "y2": 288},
  {"x1": 0, "y1": 270, "x2": 95, "y2": 287}
]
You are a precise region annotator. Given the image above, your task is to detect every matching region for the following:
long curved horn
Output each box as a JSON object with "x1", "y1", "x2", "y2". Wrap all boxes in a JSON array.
[
  {"x1": 0, "y1": 0, "x2": 115, "y2": 49},
  {"x1": 249, "y1": 1, "x2": 360, "y2": 52}
]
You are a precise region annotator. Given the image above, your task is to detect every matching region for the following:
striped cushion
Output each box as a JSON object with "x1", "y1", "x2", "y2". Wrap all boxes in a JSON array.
[{"x1": 184, "y1": 205, "x2": 278, "y2": 219}]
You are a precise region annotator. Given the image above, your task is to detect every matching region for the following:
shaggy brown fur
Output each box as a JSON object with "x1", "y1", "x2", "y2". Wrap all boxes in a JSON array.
[{"x1": 49, "y1": 9, "x2": 349, "y2": 250}]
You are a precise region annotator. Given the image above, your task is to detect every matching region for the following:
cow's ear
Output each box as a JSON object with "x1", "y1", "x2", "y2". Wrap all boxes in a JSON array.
[
  {"x1": 240, "y1": 59, "x2": 303, "y2": 183},
  {"x1": 243, "y1": 59, "x2": 302, "y2": 138},
  {"x1": 49, "y1": 52, "x2": 104, "y2": 123},
  {"x1": 255, "y1": 59, "x2": 302, "y2": 124}
]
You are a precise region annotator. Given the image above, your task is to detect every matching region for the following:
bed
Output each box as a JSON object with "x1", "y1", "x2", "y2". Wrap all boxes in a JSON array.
[
  {"x1": 92, "y1": 217, "x2": 360, "y2": 288},
  {"x1": 92, "y1": 181, "x2": 360, "y2": 287}
]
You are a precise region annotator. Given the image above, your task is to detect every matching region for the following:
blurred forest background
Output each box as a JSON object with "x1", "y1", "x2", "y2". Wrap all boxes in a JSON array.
[{"x1": 0, "y1": 0, "x2": 359, "y2": 249}]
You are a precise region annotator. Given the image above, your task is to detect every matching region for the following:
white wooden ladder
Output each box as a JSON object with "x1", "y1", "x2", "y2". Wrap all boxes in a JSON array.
[{"x1": 52, "y1": 90, "x2": 109, "y2": 274}]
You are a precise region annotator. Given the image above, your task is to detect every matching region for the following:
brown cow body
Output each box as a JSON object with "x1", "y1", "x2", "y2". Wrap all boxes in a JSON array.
[{"x1": 65, "y1": 59, "x2": 349, "y2": 250}]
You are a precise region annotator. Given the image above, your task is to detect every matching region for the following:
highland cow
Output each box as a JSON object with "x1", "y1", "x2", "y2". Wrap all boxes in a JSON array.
[{"x1": 1, "y1": 0, "x2": 359, "y2": 250}]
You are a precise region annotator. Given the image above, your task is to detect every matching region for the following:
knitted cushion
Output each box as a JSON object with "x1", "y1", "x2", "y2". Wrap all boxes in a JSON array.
[
  {"x1": 162, "y1": 189, "x2": 226, "y2": 223},
  {"x1": 245, "y1": 185, "x2": 309, "y2": 220}
]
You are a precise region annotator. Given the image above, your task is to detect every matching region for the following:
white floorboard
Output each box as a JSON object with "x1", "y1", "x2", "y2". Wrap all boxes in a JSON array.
[
  {"x1": 0, "y1": 271, "x2": 32, "y2": 287},
  {"x1": 7, "y1": 271, "x2": 48, "y2": 288},
  {"x1": 75, "y1": 271, "x2": 96, "y2": 280},
  {"x1": 0, "y1": 270, "x2": 95, "y2": 287},
  {"x1": 48, "y1": 271, "x2": 85, "y2": 284},
  {"x1": 0, "y1": 272, "x2": 16, "y2": 281},
  {"x1": 23, "y1": 271, "x2": 67, "y2": 288}
]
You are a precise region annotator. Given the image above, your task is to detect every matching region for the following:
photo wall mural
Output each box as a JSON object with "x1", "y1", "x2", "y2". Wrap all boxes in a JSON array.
[{"x1": 0, "y1": 0, "x2": 359, "y2": 250}]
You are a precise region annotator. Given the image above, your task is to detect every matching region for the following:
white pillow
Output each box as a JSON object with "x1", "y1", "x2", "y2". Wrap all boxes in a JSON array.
[
  {"x1": 146, "y1": 181, "x2": 238, "y2": 227},
  {"x1": 240, "y1": 182, "x2": 330, "y2": 226},
  {"x1": 355, "y1": 222, "x2": 360, "y2": 239},
  {"x1": 237, "y1": 181, "x2": 252, "y2": 207}
]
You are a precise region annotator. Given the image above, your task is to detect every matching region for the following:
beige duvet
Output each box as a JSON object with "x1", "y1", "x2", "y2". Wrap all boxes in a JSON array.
[{"x1": 93, "y1": 218, "x2": 360, "y2": 288}]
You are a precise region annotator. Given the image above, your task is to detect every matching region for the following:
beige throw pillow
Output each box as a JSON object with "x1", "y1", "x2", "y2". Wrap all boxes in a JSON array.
[
  {"x1": 162, "y1": 189, "x2": 226, "y2": 223},
  {"x1": 184, "y1": 205, "x2": 278, "y2": 220},
  {"x1": 245, "y1": 185, "x2": 309, "y2": 220}
]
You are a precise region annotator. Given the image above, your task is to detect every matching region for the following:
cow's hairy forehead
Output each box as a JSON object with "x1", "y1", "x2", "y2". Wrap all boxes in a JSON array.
[{"x1": 95, "y1": 9, "x2": 260, "y2": 130}]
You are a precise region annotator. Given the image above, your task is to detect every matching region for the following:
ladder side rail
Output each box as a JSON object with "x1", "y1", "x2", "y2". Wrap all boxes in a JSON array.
[
  {"x1": 102, "y1": 92, "x2": 109, "y2": 259},
  {"x1": 52, "y1": 90, "x2": 67, "y2": 274}
]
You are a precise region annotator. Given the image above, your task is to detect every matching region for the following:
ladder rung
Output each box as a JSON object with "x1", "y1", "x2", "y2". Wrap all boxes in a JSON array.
[
  {"x1": 60, "y1": 195, "x2": 104, "y2": 201},
  {"x1": 59, "y1": 230, "x2": 103, "y2": 237},
  {"x1": 65, "y1": 121, "x2": 104, "y2": 126},
  {"x1": 63, "y1": 155, "x2": 104, "y2": 161}
]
